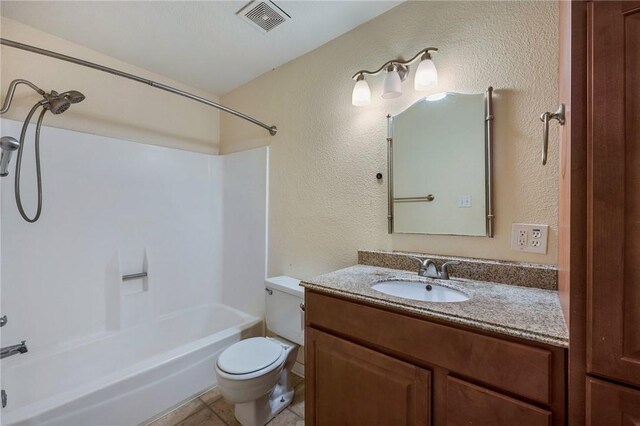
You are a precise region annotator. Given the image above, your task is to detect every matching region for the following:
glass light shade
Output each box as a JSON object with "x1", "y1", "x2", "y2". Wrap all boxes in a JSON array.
[
  {"x1": 414, "y1": 57, "x2": 438, "y2": 91},
  {"x1": 351, "y1": 77, "x2": 371, "y2": 106},
  {"x1": 382, "y1": 68, "x2": 402, "y2": 99}
]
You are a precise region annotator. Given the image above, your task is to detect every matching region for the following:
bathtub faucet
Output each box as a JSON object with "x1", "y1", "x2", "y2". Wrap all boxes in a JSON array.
[{"x1": 1, "y1": 340, "x2": 28, "y2": 359}]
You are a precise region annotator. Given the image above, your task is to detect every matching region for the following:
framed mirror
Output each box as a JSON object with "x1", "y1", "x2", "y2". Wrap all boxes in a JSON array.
[{"x1": 387, "y1": 87, "x2": 494, "y2": 236}]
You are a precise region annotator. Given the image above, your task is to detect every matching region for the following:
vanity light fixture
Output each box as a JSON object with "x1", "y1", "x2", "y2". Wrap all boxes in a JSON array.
[
  {"x1": 351, "y1": 74, "x2": 371, "y2": 106},
  {"x1": 351, "y1": 47, "x2": 438, "y2": 106},
  {"x1": 414, "y1": 51, "x2": 438, "y2": 91},
  {"x1": 382, "y1": 64, "x2": 403, "y2": 99}
]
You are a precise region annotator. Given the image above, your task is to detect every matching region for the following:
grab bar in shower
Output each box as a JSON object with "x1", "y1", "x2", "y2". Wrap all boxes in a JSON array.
[
  {"x1": 540, "y1": 104, "x2": 565, "y2": 165},
  {"x1": 122, "y1": 272, "x2": 147, "y2": 281}
]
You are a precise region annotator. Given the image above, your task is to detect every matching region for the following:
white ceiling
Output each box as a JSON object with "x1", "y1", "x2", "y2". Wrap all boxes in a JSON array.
[{"x1": 0, "y1": 1, "x2": 401, "y2": 96}]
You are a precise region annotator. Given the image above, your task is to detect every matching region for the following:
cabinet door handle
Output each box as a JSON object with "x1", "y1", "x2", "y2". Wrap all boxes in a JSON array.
[{"x1": 540, "y1": 104, "x2": 565, "y2": 166}]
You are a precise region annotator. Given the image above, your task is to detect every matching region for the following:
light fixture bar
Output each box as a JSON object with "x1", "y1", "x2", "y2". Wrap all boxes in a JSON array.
[
  {"x1": 351, "y1": 47, "x2": 439, "y2": 106},
  {"x1": 351, "y1": 47, "x2": 438, "y2": 80}
]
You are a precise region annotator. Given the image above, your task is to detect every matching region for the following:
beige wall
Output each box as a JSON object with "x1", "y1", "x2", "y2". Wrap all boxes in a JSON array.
[
  {"x1": 222, "y1": 1, "x2": 560, "y2": 279},
  {"x1": 1, "y1": 18, "x2": 219, "y2": 153}
]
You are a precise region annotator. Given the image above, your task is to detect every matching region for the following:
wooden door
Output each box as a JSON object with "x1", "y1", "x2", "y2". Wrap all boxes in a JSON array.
[
  {"x1": 587, "y1": 378, "x2": 640, "y2": 425},
  {"x1": 587, "y1": 1, "x2": 640, "y2": 388},
  {"x1": 305, "y1": 328, "x2": 431, "y2": 426}
]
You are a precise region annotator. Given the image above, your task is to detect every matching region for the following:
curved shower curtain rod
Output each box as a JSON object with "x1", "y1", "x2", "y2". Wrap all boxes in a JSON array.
[{"x1": 0, "y1": 38, "x2": 278, "y2": 136}]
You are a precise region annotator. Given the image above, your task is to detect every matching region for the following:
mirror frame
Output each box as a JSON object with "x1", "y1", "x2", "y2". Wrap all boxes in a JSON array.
[{"x1": 386, "y1": 87, "x2": 494, "y2": 237}]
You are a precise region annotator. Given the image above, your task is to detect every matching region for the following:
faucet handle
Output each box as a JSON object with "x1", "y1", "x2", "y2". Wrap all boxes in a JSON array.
[
  {"x1": 439, "y1": 261, "x2": 460, "y2": 279},
  {"x1": 409, "y1": 257, "x2": 438, "y2": 277},
  {"x1": 408, "y1": 256, "x2": 428, "y2": 266}
]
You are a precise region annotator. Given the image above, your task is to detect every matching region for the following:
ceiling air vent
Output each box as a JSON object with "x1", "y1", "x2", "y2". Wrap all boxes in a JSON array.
[{"x1": 237, "y1": 1, "x2": 290, "y2": 33}]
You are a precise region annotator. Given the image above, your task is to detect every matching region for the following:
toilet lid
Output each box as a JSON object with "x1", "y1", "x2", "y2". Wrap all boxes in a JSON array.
[{"x1": 217, "y1": 337, "x2": 284, "y2": 375}]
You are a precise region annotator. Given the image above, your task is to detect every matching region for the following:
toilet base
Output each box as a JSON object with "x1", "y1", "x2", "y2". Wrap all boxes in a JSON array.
[{"x1": 234, "y1": 382, "x2": 294, "y2": 426}]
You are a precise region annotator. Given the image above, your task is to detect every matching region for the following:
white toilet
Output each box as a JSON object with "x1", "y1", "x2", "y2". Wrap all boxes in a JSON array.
[{"x1": 215, "y1": 276, "x2": 304, "y2": 426}]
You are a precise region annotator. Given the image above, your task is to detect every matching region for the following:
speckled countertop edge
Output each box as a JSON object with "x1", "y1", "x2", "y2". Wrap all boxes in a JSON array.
[{"x1": 302, "y1": 265, "x2": 568, "y2": 348}]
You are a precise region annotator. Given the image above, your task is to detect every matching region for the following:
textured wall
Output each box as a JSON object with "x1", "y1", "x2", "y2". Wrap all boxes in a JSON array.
[
  {"x1": 220, "y1": 1, "x2": 560, "y2": 278},
  {"x1": 1, "y1": 18, "x2": 220, "y2": 153}
]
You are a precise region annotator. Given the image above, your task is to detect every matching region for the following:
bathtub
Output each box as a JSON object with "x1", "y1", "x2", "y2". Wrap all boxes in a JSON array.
[{"x1": 0, "y1": 304, "x2": 262, "y2": 426}]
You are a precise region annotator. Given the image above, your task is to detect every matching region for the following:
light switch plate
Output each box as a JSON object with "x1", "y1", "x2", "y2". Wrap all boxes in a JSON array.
[
  {"x1": 511, "y1": 223, "x2": 549, "y2": 254},
  {"x1": 458, "y1": 195, "x2": 472, "y2": 208}
]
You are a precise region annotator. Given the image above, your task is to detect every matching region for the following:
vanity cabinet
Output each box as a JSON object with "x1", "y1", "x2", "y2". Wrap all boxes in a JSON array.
[
  {"x1": 305, "y1": 291, "x2": 566, "y2": 425},
  {"x1": 307, "y1": 328, "x2": 431, "y2": 425}
]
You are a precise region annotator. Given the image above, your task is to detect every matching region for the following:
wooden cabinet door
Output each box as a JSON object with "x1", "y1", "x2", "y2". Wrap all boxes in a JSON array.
[
  {"x1": 587, "y1": 1, "x2": 640, "y2": 387},
  {"x1": 445, "y1": 377, "x2": 551, "y2": 426},
  {"x1": 305, "y1": 328, "x2": 431, "y2": 426},
  {"x1": 587, "y1": 378, "x2": 640, "y2": 425}
]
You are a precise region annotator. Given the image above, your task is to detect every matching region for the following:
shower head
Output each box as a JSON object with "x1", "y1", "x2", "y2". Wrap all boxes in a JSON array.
[
  {"x1": 42, "y1": 91, "x2": 71, "y2": 115},
  {"x1": 0, "y1": 136, "x2": 20, "y2": 177},
  {"x1": 47, "y1": 97, "x2": 71, "y2": 114},
  {"x1": 59, "y1": 90, "x2": 85, "y2": 104},
  {"x1": 41, "y1": 89, "x2": 84, "y2": 114}
]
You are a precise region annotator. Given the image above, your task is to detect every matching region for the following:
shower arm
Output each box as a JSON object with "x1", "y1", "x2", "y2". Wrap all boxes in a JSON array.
[
  {"x1": 0, "y1": 79, "x2": 45, "y2": 114},
  {"x1": 0, "y1": 38, "x2": 278, "y2": 136}
]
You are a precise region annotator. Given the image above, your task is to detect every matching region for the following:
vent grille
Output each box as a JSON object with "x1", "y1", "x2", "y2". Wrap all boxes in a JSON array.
[{"x1": 238, "y1": 1, "x2": 289, "y2": 33}]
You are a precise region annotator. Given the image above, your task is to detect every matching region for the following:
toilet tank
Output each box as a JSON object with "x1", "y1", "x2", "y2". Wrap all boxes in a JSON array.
[{"x1": 265, "y1": 276, "x2": 304, "y2": 345}]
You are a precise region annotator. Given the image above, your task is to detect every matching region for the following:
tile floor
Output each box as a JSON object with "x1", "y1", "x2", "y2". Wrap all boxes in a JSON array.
[{"x1": 146, "y1": 375, "x2": 304, "y2": 426}]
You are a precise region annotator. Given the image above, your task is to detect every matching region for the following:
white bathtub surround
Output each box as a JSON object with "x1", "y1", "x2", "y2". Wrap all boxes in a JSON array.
[
  {"x1": 0, "y1": 120, "x2": 269, "y2": 425},
  {"x1": 222, "y1": 148, "x2": 269, "y2": 318},
  {"x1": 1, "y1": 305, "x2": 261, "y2": 425}
]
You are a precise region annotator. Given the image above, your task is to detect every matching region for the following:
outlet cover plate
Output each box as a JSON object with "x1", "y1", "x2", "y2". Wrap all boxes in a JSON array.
[{"x1": 511, "y1": 223, "x2": 549, "y2": 254}]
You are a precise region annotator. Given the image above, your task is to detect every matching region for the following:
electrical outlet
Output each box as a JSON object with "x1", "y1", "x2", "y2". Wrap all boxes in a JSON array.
[
  {"x1": 517, "y1": 229, "x2": 528, "y2": 247},
  {"x1": 511, "y1": 223, "x2": 549, "y2": 254}
]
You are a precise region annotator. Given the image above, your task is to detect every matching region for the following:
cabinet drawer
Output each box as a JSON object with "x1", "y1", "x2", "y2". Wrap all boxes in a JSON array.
[
  {"x1": 446, "y1": 377, "x2": 551, "y2": 426},
  {"x1": 306, "y1": 291, "x2": 557, "y2": 404}
]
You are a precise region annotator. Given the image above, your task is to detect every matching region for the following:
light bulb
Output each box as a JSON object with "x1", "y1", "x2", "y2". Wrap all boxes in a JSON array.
[
  {"x1": 382, "y1": 65, "x2": 402, "y2": 99},
  {"x1": 351, "y1": 74, "x2": 371, "y2": 106},
  {"x1": 414, "y1": 54, "x2": 438, "y2": 91}
]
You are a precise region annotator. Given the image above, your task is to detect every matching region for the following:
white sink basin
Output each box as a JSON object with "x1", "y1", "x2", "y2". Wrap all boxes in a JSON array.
[{"x1": 371, "y1": 280, "x2": 469, "y2": 303}]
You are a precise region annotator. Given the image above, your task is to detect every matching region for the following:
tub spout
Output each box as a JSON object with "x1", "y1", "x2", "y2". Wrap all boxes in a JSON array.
[{"x1": 0, "y1": 340, "x2": 28, "y2": 359}]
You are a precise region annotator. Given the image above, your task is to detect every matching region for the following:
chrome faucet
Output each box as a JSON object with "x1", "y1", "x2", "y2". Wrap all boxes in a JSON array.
[
  {"x1": 1, "y1": 341, "x2": 28, "y2": 359},
  {"x1": 410, "y1": 257, "x2": 460, "y2": 280}
]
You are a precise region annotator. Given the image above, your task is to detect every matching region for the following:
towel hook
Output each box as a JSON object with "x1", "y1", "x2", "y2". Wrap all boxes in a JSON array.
[{"x1": 540, "y1": 104, "x2": 565, "y2": 165}]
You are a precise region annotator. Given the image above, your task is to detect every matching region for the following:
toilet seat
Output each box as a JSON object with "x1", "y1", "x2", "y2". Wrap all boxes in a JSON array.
[{"x1": 217, "y1": 337, "x2": 284, "y2": 375}]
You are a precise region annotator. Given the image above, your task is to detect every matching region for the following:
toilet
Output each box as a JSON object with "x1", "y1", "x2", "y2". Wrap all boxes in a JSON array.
[{"x1": 215, "y1": 276, "x2": 304, "y2": 426}]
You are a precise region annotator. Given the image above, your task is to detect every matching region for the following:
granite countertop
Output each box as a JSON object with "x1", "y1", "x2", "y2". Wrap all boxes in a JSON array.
[{"x1": 301, "y1": 264, "x2": 568, "y2": 348}]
